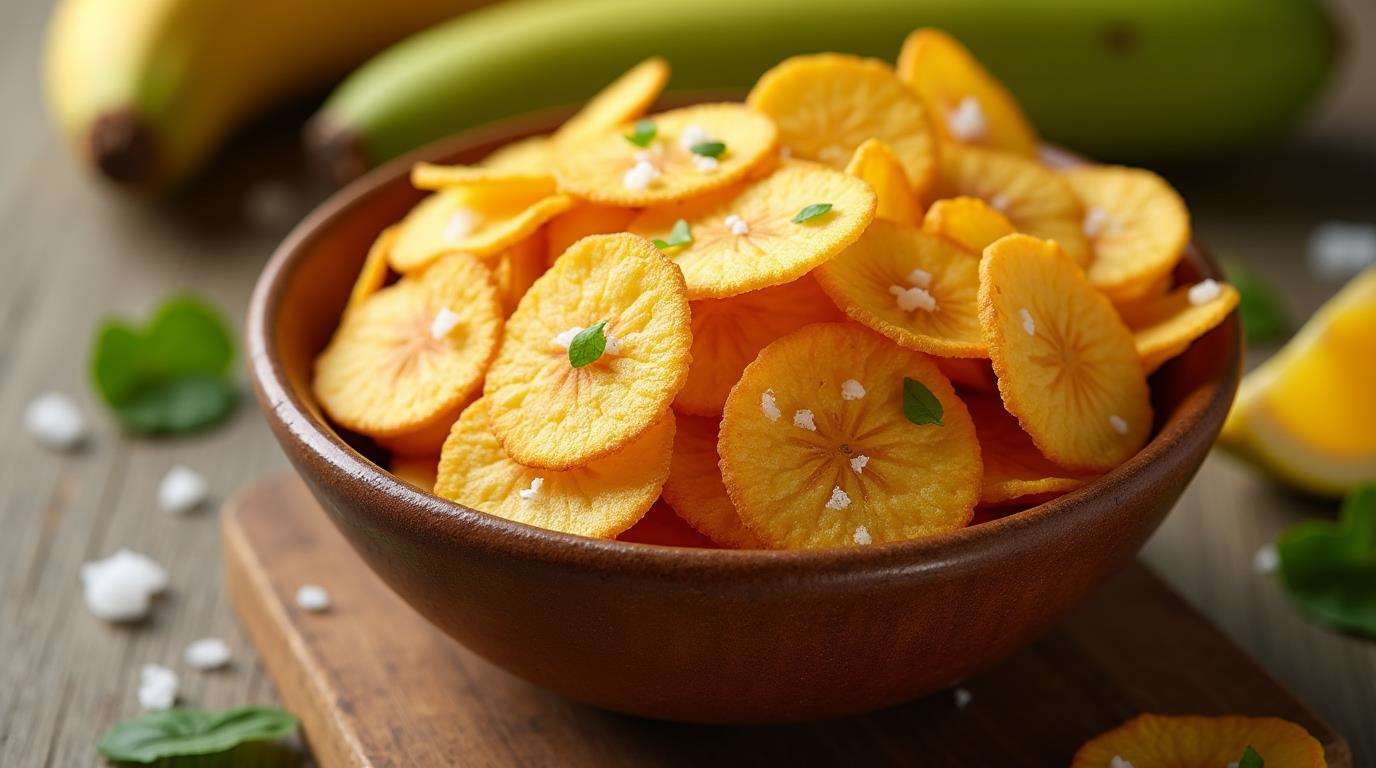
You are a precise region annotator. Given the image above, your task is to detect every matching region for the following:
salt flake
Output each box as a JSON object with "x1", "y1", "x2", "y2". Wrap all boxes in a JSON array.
[
  {"x1": 184, "y1": 638, "x2": 232, "y2": 670},
  {"x1": 679, "y1": 124, "x2": 714, "y2": 151},
  {"x1": 518, "y1": 476, "x2": 544, "y2": 502},
  {"x1": 853, "y1": 525, "x2": 872, "y2": 545},
  {"x1": 81, "y1": 549, "x2": 168, "y2": 622},
  {"x1": 1109, "y1": 414, "x2": 1128, "y2": 435},
  {"x1": 552, "y1": 326, "x2": 583, "y2": 349},
  {"x1": 25, "y1": 391, "x2": 86, "y2": 450},
  {"x1": 1083, "y1": 206, "x2": 1113, "y2": 238},
  {"x1": 907, "y1": 268, "x2": 932, "y2": 288},
  {"x1": 792, "y1": 409, "x2": 817, "y2": 431},
  {"x1": 1253, "y1": 543, "x2": 1280, "y2": 574},
  {"x1": 158, "y1": 465, "x2": 207, "y2": 515},
  {"x1": 443, "y1": 209, "x2": 479, "y2": 243},
  {"x1": 825, "y1": 486, "x2": 851, "y2": 510},
  {"x1": 622, "y1": 160, "x2": 661, "y2": 191},
  {"x1": 760, "y1": 389, "x2": 781, "y2": 422},
  {"x1": 1187, "y1": 279, "x2": 1221, "y2": 306},
  {"x1": 1019, "y1": 307, "x2": 1036, "y2": 336},
  {"x1": 296, "y1": 584, "x2": 331, "y2": 612},
  {"x1": 429, "y1": 307, "x2": 462, "y2": 340},
  {"x1": 840, "y1": 379, "x2": 866, "y2": 400},
  {"x1": 724, "y1": 214, "x2": 750, "y2": 235},
  {"x1": 138, "y1": 664, "x2": 178, "y2": 711},
  {"x1": 946, "y1": 96, "x2": 988, "y2": 142},
  {"x1": 953, "y1": 687, "x2": 973, "y2": 709},
  {"x1": 889, "y1": 285, "x2": 937, "y2": 313},
  {"x1": 850, "y1": 454, "x2": 869, "y2": 474},
  {"x1": 691, "y1": 154, "x2": 719, "y2": 173}
]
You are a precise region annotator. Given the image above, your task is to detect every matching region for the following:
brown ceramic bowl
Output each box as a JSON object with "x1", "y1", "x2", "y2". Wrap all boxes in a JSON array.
[{"x1": 247, "y1": 106, "x2": 1241, "y2": 724}]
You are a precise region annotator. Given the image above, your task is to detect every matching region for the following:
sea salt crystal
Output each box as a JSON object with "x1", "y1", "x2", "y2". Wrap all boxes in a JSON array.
[
  {"x1": 443, "y1": 209, "x2": 479, "y2": 243},
  {"x1": 184, "y1": 638, "x2": 232, "y2": 670},
  {"x1": 552, "y1": 326, "x2": 582, "y2": 349},
  {"x1": 679, "y1": 124, "x2": 714, "y2": 151},
  {"x1": 429, "y1": 307, "x2": 462, "y2": 340},
  {"x1": 138, "y1": 664, "x2": 178, "y2": 711},
  {"x1": 691, "y1": 154, "x2": 719, "y2": 172},
  {"x1": 793, "y1": 409, "x2": 817, "y2": 431},
  {"x1": 760, "y1": 389, "x2": 781, "y2": 421},
  {"x1": 946, "y1": 96, "x2": 988, "y2": 142},
  {"x1": 1109, "y1": 414, "x2": 1129, "y2": 435},
  {"x1": 1253, "y1": 543, "x2": 1280, "y2": 574},
  {"x1": 1308, "y1": 221, "x2": 1376, "y2": 280},
  {"x1": 825, "y1": 486, "x2": 851, "y2": 510},
  {"x1": 1187, "y1": 279, "x2": 1221, "y2": 306},
  {"x1": 158, "y1": 465, "x2": 207, "y2": 515},
  {"x1": 907, "y1": 268, "x2": 933, "y2": 288},
  {"x1": 853, "y1": 525, "x2": 872, "y2": 545},
  {"x1": 1110, "y1": 757, "x2": 1135, "y2": 768},
  {"x1": 25, "y1": 392, "x2": 87, "y2": 451},
  {"x1": 841, "y1": 379, "x2": 866, "y2": 400},
  {"x1": 622, "y1": 160, "x2": 661, "y2": 191},
  {"x1": 296, "y1": 584, "x2": 331, "y2": 612},
  {"x1": 724, "y1": 214, "x2": 750, "y2": 235},
  {"x1": 850, "y1": 454, "x2": 869, "y2": 474},
  {"x1": 517, "y1": 477, "x2": 544, "y2": 502},
  {"x1": 81, "y1": 549, "x2": 168, "y2": 622},
  {"x1": 953, "y1": 687, "x2": 973, "y2": 709},
  {"x1": 890, "y1": 285, "x2": 937, "y2": 313},
  {"x1": 988, "y1": 193, "x2": 1013, "y2": 213},
  {"x1": 1019, "y1": 307, "x2": 1036, "y2": 336},
  {"x1": 1083, "y1": 206, "x2": 1113, "y2": 238}
]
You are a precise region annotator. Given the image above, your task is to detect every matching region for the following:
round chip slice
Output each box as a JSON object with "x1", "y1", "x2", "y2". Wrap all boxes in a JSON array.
[
  {"x1": 481, "y1": 135, "x2": 552, "y2": 173},
  {"x1": 922, "y1": 196, "x2": 1016, "y2": 255},
  {"x1": 719, "y1": 323, "x2": 981, "y2": 549},
  {"x1": 937, "y1": 144, "x2": 1090, "y2": 266},
  {"x1": 964, "y1": 392, "x2": 1096, "y2": 507},
  {"x1": 389, "y1": 455, "x2": 439, "y2": 492},
  {"x1": 618, "y1": 501, "x2": 717, "y2": 547},
  {"x1": 676, "y1": 276, "x2": 842, "y2": 416},
  {"x1": 553, "y1": 103, "x2": 778, "y2": 206},
  {"x1": 845, "y1": 138, "x2": 920, "y2": 225},
  {"x1": 410, "y1": 162, "x2": 555, "y2": 195},
  {"x1": 491, "y1": 232, "x2": 548, "y2": 317},
  {"x1": 1063, "y1": 165, "x2": 1191, "y2": 301},
  {"x1": 484, "y1": 233, "x2": 691, "y2": 469},
  {"x1": 376, "y1": 409, "x2": 463, "y2": 457},
  {"x1": 1119, "y1": 278, "x2": 1240, "y2": 373},
  {"x1": 346, "y1": 226, "x2": 397, "y2": 314},
  {"x1": 1071, "y1": 714, "x2": 1325, "y2": 768},
  {"x1": 747, "y1": 53, "x2": 937, "y2": 198},
  {"x1": 314, "y1": 253, "x2": 503, "y2": 439},
  {"x1": 663, "y1": 415, "x2": 764, "y2": 548},
  {"x1": 628, "y1": 160, "x2": 876, "y2": 300},
  {"x1": 435, "y1": 397, "x2": 674, "y2": 539},
  {"x1": 552, "y1": 57, "x2": 670, "y2": 144},
  {"x1": 816, "y1": 219, "x2": 984, "y2": 358},
  {"x1": 896, "y1": 28, "x2": 1039, "y2": 156},
  {"x1": 546, "y1": 203, "x2": 637, "y2": 265},
  {"x1": 980, "y1": 234, "x2": 1152, "y2": 471},
  {"x1": 389, "y1": 186, "x2": 573, "y2": 273}
]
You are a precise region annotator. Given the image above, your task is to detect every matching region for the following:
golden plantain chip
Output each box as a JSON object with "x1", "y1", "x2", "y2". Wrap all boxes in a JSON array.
[
  {"x1": 553, "y1": 57, "x2": 671, "y2": 144},
  {"x1": 376, "y1": 408, "x2": 464, "y2": 457},
  {"x1": 346, "y1": 226, "x2": 398, "y2": 314},
  {"x1": 1119, "y1": 278, "x2": 1240, "y2": 373},
  {"x1": 748, "y1": 53, "x2": 937, "y2": 198},
  {"x1": 1063, "y1": 164, "x2": 1191, "y2": 302},
  {"x1": 719, "y1": 323, "x2": 981, "y2": 549},
  {"x1": 481, "y1": 134, "x2": 553, "y2": 173},
  {"x1": 676, "y1": 276, "x2": 842, "y2": 416},
  {"x1": 389, "y1": 454, "x2": 439, "y2": 492},
  {"x1": 546, "y1": 203, "x2": 637, "y2": 266},
  {"x1": 410, "y1": 162, "x2": 555, "y2": 195},
  {"x1": 1072, "y1": 715, "x2": 1326, "y2": 768},
  {"x1": 389, "y1": 186, "x2": 573, "y2": 273},
  {"x1": 896, "y1": 28, "x2": 1039, "y2": 156},
  {"x1": 553, "y1": 103, "x2": 778, "y2": 206},
  {"x1": 491, "y1": 232, "x2": 549, "y2": 317},
  {"x1": 484, "y1": 233, "x2": 692, "y2": 469},
  {"x1": 816, "y1": 220, "x2": 985, "y2": 358},
  {"x1": 979, "y1": 234, "x2": 1152, "y2": 471},
  {"x1": 922, "y1": 196, "x2": 1016, "y2": 255},
  {"x1": 663, "y1": 415, "x2": 764, "y2": 548},
  {"x1": 965, "y1": 391, "x2": 1096, "y2": 506},
  {"x1": 628, "y1": 159, "x2": 876, "y2": 300},
  {"x1": 435, "y1": 397, "x2": 673, "y2": 539},
  {"x1": 937, "y1": 144, "x2": 1090, "y2": 266},
  {"x1": 314, "y1": 253, "x2": 503, "y2": 439},
  {"x1": 845, "y1": 138, "x2": 921, "y2": 224}
]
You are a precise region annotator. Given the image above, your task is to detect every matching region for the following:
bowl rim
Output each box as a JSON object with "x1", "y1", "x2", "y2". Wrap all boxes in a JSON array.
[{"x1": 248, "y1": 106, "x2": 1241, "y2": 582}]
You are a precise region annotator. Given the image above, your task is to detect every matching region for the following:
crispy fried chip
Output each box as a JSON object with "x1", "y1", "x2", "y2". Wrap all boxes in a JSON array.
[
  {"x1": 553, "y1": 57, "x2": 671, "y2": 144},
  {"x1": 1064, "y1": 165, "x2": 1191, "y2": 301},
  {"x1": 628, "y1": 160, "x2": 876, "y2": 300},
  {"x1": 845, "y1": 138, "x2": 921, "y2": 224},
  {"x1": 936, "y1": 357, "x2": 997, "y2": 393},
  {"x1": 965, "y1": 392, "x2": 1096, "y2": 506},
  {"x1": 376, "y1": 409, "x2": 463, "y2": 457},
  {"x1": 676, "y1": 276, "x2": 842, "y2": 416},
  {"x1": 748, "y1": 53, "x2": 937, "y2": 198},
  {"x1": 618, "y1": 501, "x2": 717, "y2": 547},
  {"x1": 347, "y1": 226, "x2": 398, "y2": 314},
  {"x1": 389, "y1": 186, "x2": 573, "y2": 273},
  {"x1": 922, "y1": 196, "x2": 1016, "y2": 255},
  {"x1": 410, "y1": 162, "x2": 555, "y2": 194},
  {"x1": 390, "y1": 455, "x2": 439, "y2": 491},
  {"x1": 979, "y1": 234, "x2": 1151, "y2": 471},
  {"x1": 314, "y1": 253, "x2": 503, "y2": 439},
  {"x1": 484, "y1": 233, "x2": 692, "y2": 469},
  {"x1": 491, "y1": 232, "x2": 549, "y2": 317},
  {"x1": 896, "y1": 28, "x2": 1039, "y2": 156},
  {"x1": 435, "y1": 398, "x2": 673, "y2": 538},
  {"x1": 546, "y1": 203, "x2": 637, "y2": 265},
  {"x1": 1119, "y1": 279, "x2": 1240, "y2": 373},
  {"x1": 719, "y1": 323, "x2": 981, "y2": 549},
  {"x1": 816, "y1": 220, "x2": 984, "y2": 358},
  {"x1": 937, "y1": 144, "x2": 1089, "y2": 266},
  {"x1": 1071, "y1": 714, "x2": 1326, "y2": 768},
  {"x1": 553, "y1": 103, "x2": 778, "y2": 206},
  {"x1": 481, "y1": 134, "x2": 552, "y2": 173},
  {"x1": 663, "y1": 415, "x2": 764, "y2": 548}
]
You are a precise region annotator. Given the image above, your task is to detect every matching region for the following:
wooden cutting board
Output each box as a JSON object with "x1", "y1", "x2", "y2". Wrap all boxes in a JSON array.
[{"x1": 223, "y1": 475, "x2": 1351, "y2": 767}]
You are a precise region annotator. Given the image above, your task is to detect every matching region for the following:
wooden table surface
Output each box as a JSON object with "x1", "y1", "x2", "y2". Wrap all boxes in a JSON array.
[{"x1": 1, "y1": 1, "x2": 1373, "y2": 765}]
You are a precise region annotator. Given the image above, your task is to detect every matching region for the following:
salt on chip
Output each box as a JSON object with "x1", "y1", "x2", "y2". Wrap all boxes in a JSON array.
[
  {"x1": 346, "y1": 226, "x2": 398, "y2": 314},
  {"x1": 481, "y1": 135, "x2": 552, "y2": 173},
  {"x1": 435, "y1": 397, "x2": 673, "y2": 539},
  {"x1": 553, "y1": 103, "x2": 778, "y2": 207},
  {"x1": 546, "y1": 203, "x2": 637, "y2": 266},
  {"x1": 845, "y1": 138, "x2": 921, "y2": 224},
  {"x1": 553, "y1": 57, "x2": 670, "y2": 144},
  {"x1": 389, "y1": 185, "x2": 573, "y2": 273},
  {"x1": 1118, "y1": 279, "x2": 1240, "y2": 373},
  {"x1": 816, "y1": 220, "x2": 984, "y2": 358},
  {"x1": 718, "y1": 323, "x2": 981, "y2": 549},
  {"x1": 628, "y1": 159, "x2": 876, "y2": 300},
  {"x1": 965, "y1": 391, "x2": 1096, "y2": 506},
  {"x1": 979, "y1": 234, "x2": 1151, "y2": 471},
  {"x1": 1071, "y1": 714, "x2": 1326, "y2": 768},
  {"x1": 662, "y1": 415, "x2": 764, "y2": 548},
  {"x1": 922, "y1": 196, "x2": 1016, "y2": 255},
  {"x1": 484, "y1": 233, "x2": 691, "y2": 469}
]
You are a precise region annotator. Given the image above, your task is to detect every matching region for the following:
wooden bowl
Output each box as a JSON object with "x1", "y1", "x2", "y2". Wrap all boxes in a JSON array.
[{"x1": 247, "y1": 108, "x2": 1241, "y2": 724}]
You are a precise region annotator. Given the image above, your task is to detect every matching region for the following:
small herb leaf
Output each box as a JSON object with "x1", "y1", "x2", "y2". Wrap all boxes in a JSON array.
[
  {"x1": 1276, "y1": 483, "x2": 1376, "y2": 638},
  {"x1": 690, "y1": 140, "x2": 726, "y2": 158},
  {"x1": 568, "y1": 321, "x2": 609, "y2": 368},
  {"x1": 98, "y1": 706, "x2": 298, "y2": 763},
  {"x1": 792, "y1": 203, "x2": 833, "y2": 224},
  {"x1": 1238, "y1": 745, "x2": 1264, "y2": 768},
  {"x1": 624, "y1": 120, "x2": 657, "y2": 147},
  {"x1": 902, "y1": 377, "x2": 943, "y2": 426},
  {"x1": 651, "y1": 219, "x2": 693, "y2": 250}
]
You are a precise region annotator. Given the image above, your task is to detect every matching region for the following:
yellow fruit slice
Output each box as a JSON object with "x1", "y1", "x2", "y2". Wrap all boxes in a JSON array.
[
  {"x1": 1220, "y1": 267, "x2": 1376, "y2": 496},
  {"x1": 719, "y1": 323, "x2": 981, "y2": 549},
  {"x1": 390, "y1": 455, "x2": 439, "y2": 492},
  {"x1": 676, "y1": 276, "x2": 842, "y2": 416},
  {"x1": 389, "y1": 186, "x2": 573, "y2": 273},
  {"x1": 346, "y1": 226, "x2": 398, "y2": 314},
  {"x1": 1119, "y1": 278, "x2": 1240, "y2": 373},
  {"x1": 628, "y1": 159, "x2": 876, "y2": 300},
  {"x1": 435, "y1": 397, "x2": 674, "y2": 539},
  {"x1": 1071, "y1": 714, "x2": 1325, "y2": 768},
  {"x1": 980, "y1": 234, "x2": 1151, "y2": 471},
  {"x1": 965, "y1": 392, "x2": 1096, "y2": 506},
  {"x1": 314, "y1": 253, "x2": 503, "y2": 439},
  {"x1": 553, "y1": 103, "x2": 778, "y2": 206},
  {"x1": 937, "y1": 144, "x2": 1090, "y2": 266},
  {"x1": 1064, "y1": 165, "x2": 1191, "y2": 301},
  {"x1": 546, "y1": 203, "x2": 637, "y2": 265},
  {"x1": 896, "y1": 28, "x2": 1039, "y2": 156},
  {"x1": 662, "y1": 415, "x2": 764, "y2": 548},
  {"x1": 410, "y1": 162, "x2": 555, "y2": 195},
  {"x1": 845, "y1": 138, "x2": 920, "y2": 224},
  {"x1": 922, "y1": 196, "x2": 1016, "y2": 255},
  {"x1": 481, "y1": 135, "x2": 552, "y2": 173},
  {"x1": 617, "y1": 501, "x2": 717, "y2": 547},
  {"x1": 553, "y1": 57, "x2": 670, "y2": 144},
  {"x1": 484, "y1": 233, "x2": 692, "y2": 469},
  {"x1": 747, "y1": 53, "x2": 937, "y2": 198},
  {"x1": 815, "y1": 219, "x2": 984, "y2": 358},
  {"x1": 491, "y1": 232, "x2": 549, "y2": 317}
]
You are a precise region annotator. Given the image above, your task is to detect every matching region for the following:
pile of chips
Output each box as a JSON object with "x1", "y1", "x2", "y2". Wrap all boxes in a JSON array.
[{"x1": 312, "y1": 29, "x2": 1238, "y2": 549}]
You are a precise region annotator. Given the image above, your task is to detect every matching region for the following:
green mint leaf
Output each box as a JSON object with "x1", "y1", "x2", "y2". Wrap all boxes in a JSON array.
[
  {"x1": 624, "y1": 119, "x2": 657, "y2": 147},
  {"x1": 902, "y1": 377, "x2": 943, "y2": 426},
  {"x1": 90, "y1": 294, "x2": 239, "y2": 435},
  {"x1": 1238, "y1": 745, "x2": 1264, "y2": 768},
  {"x1": 98, "y1": 706, "x2": 298, "y2": 763},
  {"x1": 651, "y1": 219, "x2": 693, "y2": 250},
  {"x1": 690, "y1": 140, "x2": 726, "y2": 158},
  {"x1": 1221, "y1": 256, "x2": 1292, "y2": 345},
  {"x1": 1276, "y1": 483, "x2": 1376, "y2": 638},
  {"x1": 792, "y1": 203, "x2": 833, "y2": 224},
  {"x1": 569, "y1": 321, "x2": 608, "y2": 368}
]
